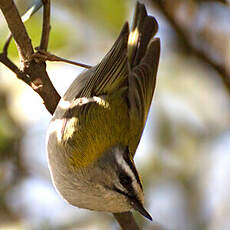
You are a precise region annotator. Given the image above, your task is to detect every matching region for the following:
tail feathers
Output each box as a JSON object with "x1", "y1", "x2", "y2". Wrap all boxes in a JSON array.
[
  {"x1": 141, "y1": 38, "x2": 160, "y2": 75},
  {"x1": 128, "y1": 2, "x2": 158, "y2": 68}
]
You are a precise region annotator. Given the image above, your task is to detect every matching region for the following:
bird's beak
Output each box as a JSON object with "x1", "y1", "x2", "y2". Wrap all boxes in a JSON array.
[{"x1": 131, "y1": 199, "x2": 152, "y2": 221}]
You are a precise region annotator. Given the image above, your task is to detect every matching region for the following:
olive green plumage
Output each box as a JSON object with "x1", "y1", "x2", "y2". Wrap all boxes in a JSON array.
[{"x1": 47, "y1": 1, "x2": 160, "y2": 220}]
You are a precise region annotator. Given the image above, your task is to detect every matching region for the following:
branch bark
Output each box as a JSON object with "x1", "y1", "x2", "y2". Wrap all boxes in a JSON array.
[
  {"x1": 0, "y1": 0, "x2": 33, "y2": 62},
  {"x1": 31, "y1": 49, "x2": 92, "y2": 69},
  {"x1": 0, "y1": 0, "x2": 60, "y2": 114},
  {"x1": 113, "y1": 212, "x2": 140, "y2": 230},
  {"x1": 40, "y1": 0, "x2": 51, "y2": 50},
  {"x1": 0, "y1": 53, "x2": 30, "y2": 85}
]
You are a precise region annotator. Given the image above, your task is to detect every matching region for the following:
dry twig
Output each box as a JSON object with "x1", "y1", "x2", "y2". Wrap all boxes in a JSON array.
[
  {"x1": 40, "y1": 0, "x2": 51, "y2": 51},
  {"x1": 31, "y1": 49, "x2": 92, "y2": 69}
]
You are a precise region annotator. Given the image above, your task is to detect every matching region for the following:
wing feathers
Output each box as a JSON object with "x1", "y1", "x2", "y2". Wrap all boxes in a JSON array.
[
  {"x1": 129, "y1": 38, "x2": 160, "y2": 124},
  {"x1": 80, "y1": 23, "x2": 130, "y2": 97},
  {"x1": 128, "y1": 2, "x2": 158, "y2": 68}
]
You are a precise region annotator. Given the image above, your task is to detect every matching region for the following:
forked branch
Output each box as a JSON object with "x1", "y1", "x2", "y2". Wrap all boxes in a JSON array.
[{"x1": 0, "y1": 0, "x2": 60, "y2": 114}]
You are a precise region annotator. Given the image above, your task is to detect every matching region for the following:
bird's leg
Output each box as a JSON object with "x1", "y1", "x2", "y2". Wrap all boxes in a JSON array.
[{"x1": 30, "y1": 48, "x2": 92, "y2": 69}]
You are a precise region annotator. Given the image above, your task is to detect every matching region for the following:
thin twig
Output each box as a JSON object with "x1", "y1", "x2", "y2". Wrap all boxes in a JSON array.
[
  {"x1": 47, "y1": 55, "x2": 92, "y2": 69},
  {"x1": 0, "y1": 27, "x2": 30, "y2": 84},
  {"x1": 196, "y1": 0, "x2": 228, "y2": 4},
  {"x1": 113, "y1": 212, "x2": 140, "y2": 230},
  {"x1": 32, "y1": 50, "x2": 92, "y2": 69},
  {"x1": 0, "y1": 54, "x2": 31, "y2": 85},
  {"x1": 3, "y1": 34, "x2": 13, "y2": 55},
  {"x1": 40, "y1": 0, "x2": 51, "y2": 50},
  {"x1": 2, "y1": 0, "x2": 42, "y2": 56}
]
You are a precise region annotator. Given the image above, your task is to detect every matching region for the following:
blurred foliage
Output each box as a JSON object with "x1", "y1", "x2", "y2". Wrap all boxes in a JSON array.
[
  {"x1": 54, "y1": 0, "x2": 128, "y2": 33},
  {"x1": 0, "y1": 91, "x2": 26, "y2": 224},
  {"x1": 25, "y1": 15, "x2": 69, "y2": 53},
  {"x1": 76, "y1": 0, "x2": 127, "y2": 31}
]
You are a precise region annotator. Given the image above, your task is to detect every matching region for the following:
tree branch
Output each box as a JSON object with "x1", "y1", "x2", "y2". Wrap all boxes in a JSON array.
[
  {"x1": 0, "y1": 0, "x2": 60, "y2": 114},
  {"x1": 0, "y1": 53, "x2": 31, "y2": 85},
  {"x1": 40, "y1": 0, "x2": 51, "y2": 50},
  {"x1": 31, "y1": 49, "x2": 92, "y2": 69},
  {"x1": 3, "y1": 34, "x2": 13, "y2": 55},
  {"x1": 0, "y1": 0, "x2": 34, "y2": 62},
  {"x1": 113, "y1": 212, "x2": 140, "y2": 230}
]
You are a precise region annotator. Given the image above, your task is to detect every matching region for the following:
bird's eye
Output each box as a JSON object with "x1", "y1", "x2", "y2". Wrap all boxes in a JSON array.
[{"x1": 119, "y1": 173, "x2": 132, "y2": 188}]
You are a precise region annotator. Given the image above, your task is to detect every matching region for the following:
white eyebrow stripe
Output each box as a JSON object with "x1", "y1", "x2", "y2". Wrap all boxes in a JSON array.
[{"x1": 115, "y1": 151, "x2": 136, "y2": 185}]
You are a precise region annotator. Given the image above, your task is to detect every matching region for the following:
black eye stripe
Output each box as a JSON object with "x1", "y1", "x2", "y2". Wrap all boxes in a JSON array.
[
  {"x1": 113, "y1": 187, "x2": 126, "y2": 196},
  {"x1": 119, "y1": 174, "x2": 132, "y2": 185},
  {"x1": 123, "y1": 147, "x2": 143, "y2": 190},
  {"x1": 119, "y1": 173, "x2": 132, "y2": 190},
  {"x1": 113, "y1": 186, "x2": 133, "y2": 199}
]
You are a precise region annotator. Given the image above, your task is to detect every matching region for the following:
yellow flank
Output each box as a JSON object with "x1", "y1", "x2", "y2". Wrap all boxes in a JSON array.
[{"x1": 61, "y1": 89, "x2": 131, "y2": 169}]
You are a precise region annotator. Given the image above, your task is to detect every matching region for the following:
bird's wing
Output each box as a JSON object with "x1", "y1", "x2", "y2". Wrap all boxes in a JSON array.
[
  {"x1": 60, "y1": 22, "x2": 129, "y2": 105},
  {"x1": 79, "y1": 23, "x2": 130, "y2": 97},
  {"x1": 54, "y1": 23, "x2": 131, "y2": 136},
  {"x1": 127, "y1": 2, "x2": 160, "y2": 155},
  {"x1": 129, "y1": 38, "x2": 160, "y2": 126},
  {"x1": 128, "y1": 2, "x2": 158, "y2": 69}
]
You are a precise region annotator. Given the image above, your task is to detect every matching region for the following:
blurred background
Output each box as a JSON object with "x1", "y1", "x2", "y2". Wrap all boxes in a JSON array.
[{"x1": 0, "y1": 0, "x2": 230, "y2": 229}]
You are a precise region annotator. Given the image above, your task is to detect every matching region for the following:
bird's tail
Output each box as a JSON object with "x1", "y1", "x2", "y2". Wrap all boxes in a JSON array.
[{"x1": 128, "y1": 2, "x2": 158, "y2": 68}]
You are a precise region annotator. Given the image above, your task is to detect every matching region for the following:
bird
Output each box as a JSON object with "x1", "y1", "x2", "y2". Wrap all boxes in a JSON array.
[{"x1": 46, "y1": 1, "x2": 160, "y2": 221}]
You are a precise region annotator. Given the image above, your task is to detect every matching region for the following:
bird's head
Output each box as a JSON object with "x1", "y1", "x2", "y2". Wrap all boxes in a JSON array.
[{"x1": 81, "y1": 145, "x2": 152, "y2": 221}]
